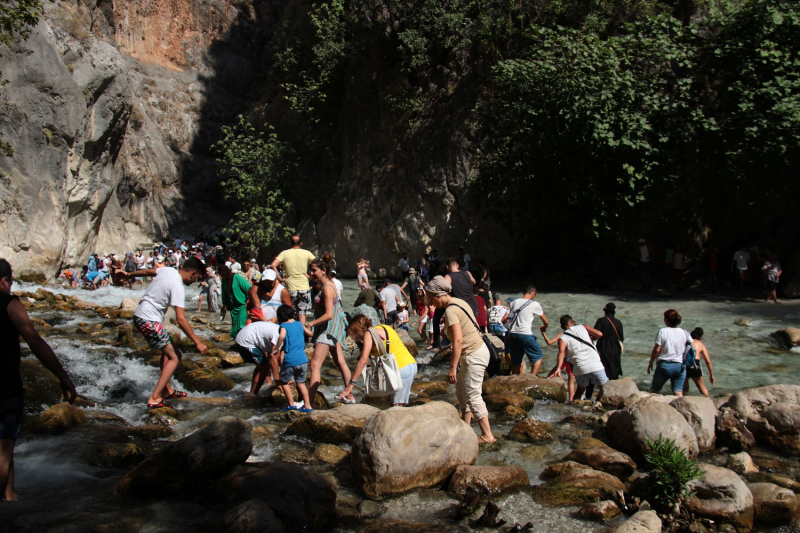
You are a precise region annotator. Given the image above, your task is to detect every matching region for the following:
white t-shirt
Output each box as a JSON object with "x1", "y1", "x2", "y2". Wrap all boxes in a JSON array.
[
  {"x1": 135, "y1": 253, "x2": 145, "y2": 268},
  {"x1": 507, "y1": 298, "x2": 544, "y2": 335},
  {"x1": 145, "y1": 256, "x2": 155, "y2": 268},
  {"x1": 235, "y1": 321, "x2": 280, "y2": 354},
  {"x1": 398, "y1": 258, "x2": 410, "y2": 271},
  {"x1": 640, "y1": 245, "x2": 650, "y2": 262},
  {"x1": 231, "y1": 261, "x2": 242, "y2": 273},
  {"x1": 380, "y1": 287, "x2": 398, "y2": 313},
  {"x1": 134, "y1": 267, "x2": 185, "y2": 322},
  {"x1": 562, "y1": 325, "x2": 604, "y2": 375},
  {"x1": 673, "y1": 253, "x2": 684, "y2": 270},
  {"x1": 101, "y1": 258, "x2": 111, "y2": 273},
  {"x1": 655, "y1": 327, "x2": 691, "y2": 363},
  {"x1": 733, "y1": 251, "x2": 750, "y2": 270},
  {"x1": 333, "y1": 278, "x2": 343, "y2": 298}
]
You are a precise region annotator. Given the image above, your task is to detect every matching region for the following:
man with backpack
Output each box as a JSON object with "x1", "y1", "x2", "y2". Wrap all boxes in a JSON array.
[
  {"x1": 545, "y1": 315, "x2": 607, "y2": 401},
  {"x1": 487, "y1": 296, "x2": 508, "y2": 337}
]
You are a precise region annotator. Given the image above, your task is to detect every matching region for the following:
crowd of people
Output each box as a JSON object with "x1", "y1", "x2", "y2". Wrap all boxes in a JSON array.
[{"x1": 1, "y1": 235, "x2": 723, "y2": 501}]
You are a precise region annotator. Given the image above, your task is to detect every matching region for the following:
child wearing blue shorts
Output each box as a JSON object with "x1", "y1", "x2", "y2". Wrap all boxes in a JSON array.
[{"x1": 276, "y1": 304, "x2": 312, "y2": 412}]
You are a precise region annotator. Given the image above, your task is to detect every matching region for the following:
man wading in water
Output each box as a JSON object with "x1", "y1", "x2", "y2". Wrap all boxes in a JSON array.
[
  {"x1": 126, "y1": 257, "x2": 208, "y2": 408},
  {"x1": 0, "y1": 258, "x2": 77, "y2": 501}
]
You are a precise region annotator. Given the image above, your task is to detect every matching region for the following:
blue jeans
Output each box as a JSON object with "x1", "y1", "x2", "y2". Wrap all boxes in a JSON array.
[
  {"x1": 392, "y1": 363, "x2": 418, "y2": 405},
  {"x1": 650, "y1": 361, "x2": 686, "y2": 393},
  {"x1": 487, "y1": 324, "x2": 506, "y2": 337},
  {"x1": 507, "y1": 333, "x2": 543, "y2": 366}
]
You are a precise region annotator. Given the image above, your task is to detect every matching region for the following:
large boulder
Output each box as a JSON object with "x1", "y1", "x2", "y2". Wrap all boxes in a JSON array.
[
  {"x1": 20, "y1": 359, "x2": 63, "y2": 414},
  {"x1": 351, "y1": 401, "x2": 478, "y2": 499},
  {"x1": 600, "y1": 377, "x2": 640, "y2": 409},
  {"x1": 671, "y1": 396, "x2": 717, "y2": 452},
  {"x1": 532, "y1": 468, "x2": 626, "y2": 506},
  {"x1": 179, "y1": 368, "x2": 235, "y2": 393},
  {"x1": 716, "y1": 407, "x2": 756, "y2": 451},
  {"x1": 563, "y1": 445, "x2": 637, "y2": 478},
  {"x1": 482, "y1": 374, "x2": 567, "y2": 402},
  {"x1": 772, "y1": 328, "x2": 800, "y2": 348},
  {"x1": 685, "y1": 464, "x2": 754, "y2": 532},
  {"x1": 580, "y1": 500, "x2": 622, "y2": 521},
  {"x1": 119, "y1": 297, "x2": 139, "y2": 311},
  {"x1": 747, "y1": 482, "x2": 797, "y2": 525},
  {"x1": 217, "y1": 461, "x2": 337, "y2": 532},
  {"x1": 606, "y1": 398, "x2": 699, "y2": 461},
  {"x1": 606, "y1": 510, "x2": 662, "y2": 533},
  {"x1": 727, "y1": 385, "x2": 800, "y2": 454},
  {"x1": 447, "y1": 465, "x2": 530, "y2": 499},
  {"x1": 222, "y1": 500, "x2": 284, "y2": 533},
  {"x1": 25, "y1": 403, "x2": 87, "y2": 435},
  {"x1": 118, "y1": 417, "x2": 252, "y2": 497},
  {"x1": 285, "y1": 404, "x2": 379, "y2": 444}
]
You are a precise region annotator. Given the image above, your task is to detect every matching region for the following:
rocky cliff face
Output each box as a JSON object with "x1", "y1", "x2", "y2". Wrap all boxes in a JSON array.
[{"x1": 0, "y1": 0, "x2": 505, "y2": 279}]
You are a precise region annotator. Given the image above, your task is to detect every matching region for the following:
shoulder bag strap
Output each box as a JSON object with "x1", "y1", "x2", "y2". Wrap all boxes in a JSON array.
[
  {"x1": 368, "y1": 328, "x2": 387, "y2": 356},
  {"x1": 447, "y1": 303, "x2": 481, "y2": 331},
  {"x1": 563, "y1": 331, "x2": 598, "y2": 352},
  {"x1": 507, "y1": 299, "x2": 534, "y2": 329},
  {"x1": 606, "y1": 316, "x2": 621, "y2": 340}
]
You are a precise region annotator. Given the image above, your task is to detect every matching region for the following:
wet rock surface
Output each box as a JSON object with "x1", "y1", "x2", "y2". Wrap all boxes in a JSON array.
[
  {"x1": 727, "y1": 385, "x2": 800, "y2": 454},
  {"x1": 482, "y1": 374, "x2": 568, "y2": 402},
  {"x1": 447, "y1": 465, "x2": 530, "y2": 499},
  {"x1": 286, "y1": 404, "x2": 379, "y2": 444},
  {"x1": 685, "y1": 464, "x2": 754, "y2": 531},
  {"x1": 607, "y1": 398, "x2": 699, "y2": 460}
]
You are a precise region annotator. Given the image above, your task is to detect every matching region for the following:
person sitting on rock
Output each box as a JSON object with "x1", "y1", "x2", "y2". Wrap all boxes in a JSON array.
[
  {"x1": 233, "y1": 319, "x2": 280, "y2": 399},
  {"x1": 0, "y1": 258, "x2": 77, "y2": 502},
  {"x1": 545, "y1": 315, "x2": 607, "y2": 402},
  {"x1": 274, "y1": 304, "x2": 312, "y2": 411},
  {"x1": 125, "y1": 257, "x2": 208, "y2": 408}
]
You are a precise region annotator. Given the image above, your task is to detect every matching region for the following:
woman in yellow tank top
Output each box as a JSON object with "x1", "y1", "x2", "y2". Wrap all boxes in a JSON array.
[{"x1": 341, "y1": 314, "x2": 418, "y2": 406}]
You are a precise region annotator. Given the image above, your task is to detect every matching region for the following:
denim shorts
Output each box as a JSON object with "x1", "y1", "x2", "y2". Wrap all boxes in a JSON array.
[
  {"x1": 280, "y1": 363, "x2": 308, "y2": 384},
  {"x1": 650, "y1": 360, "x2": 686, "y2": 393},
  {"x1": 392, "y1": 363, "x2": 418, "y2": 405},
  {"x1": 507, "y1": 333, "x2": 543, "y2": 365},
  {"x1": 487, "y1": 324, "x2": 506, "y2": 337}
]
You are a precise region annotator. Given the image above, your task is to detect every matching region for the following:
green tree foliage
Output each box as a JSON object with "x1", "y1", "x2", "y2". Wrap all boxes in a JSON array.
[
  {"x1": 212, "y1": 115, "x2": 295, "y2": 249},
  {"x1": 0, "y1": 0, "x2": 45, "y2": 157},
  {"x1": 642, "y1": 434, "x2": 702, "y2": 514},
  {"x1": 474, "y1": 0, "x2": 800, "y2": 245}
]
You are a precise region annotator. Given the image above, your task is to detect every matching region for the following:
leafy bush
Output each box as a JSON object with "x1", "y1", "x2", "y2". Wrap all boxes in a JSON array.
[{"x1": 642, "y1": 434, "x2": 701, "y2": 513}]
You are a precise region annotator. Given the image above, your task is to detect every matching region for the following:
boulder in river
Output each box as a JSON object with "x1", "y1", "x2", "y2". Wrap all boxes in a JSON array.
[
  {"x1": 25, "y1": 402, "x2": 87, "y2": 435},
  {"x1": 606, "y1": 398, "x2": 699, "y2": 461},
  {"x1": 671, "y1": 396, "x2": 717, "y2": 452},
  {"x1": 90, "y1": 443, "x2": 145, "y2": 469},
  {"x1": 118, "y1": 416, "x2": 252, "y2": 497},
  {"x1": 20, "y1": 359, "x2": 63, "y2": 414},
  {"x1": 716, "y1": 407, "x2": 756, "y2": 451},
  {"x1": 532, "y1": 468, "x2": 626, "y2": 506},
  {"x1": 747, "y1": 482, "x2": 797, "y2": 525},
  {"x1": 351, "y1": 401, "x2": 478, "y2": 499},
  {"x1": 727, "y1": 385, "x2": 800, "y2": 454},
  {"x1": 772, "y1": 328, "x2": 800, "y2": 349},
  {"x1": 540, "y1": 461, "x2": 589, "y2": 480},
  {"x1": 286, "y1": 404, "x2": 379, "y2": 444},
  {"x1": 580, "y1": 500, "x2": 622, "y2": 521},
  {"x1": 507, "y1": 417, "x2": 556, "y2": 442},
  {"x1": 483, "y1": 393, "x2": 534, "y2": 413},
  {"x1": 606, "y1": 510, "x2": 662, "y2": 533},
  {"x1": 447, "y1": 465, "x2": 530, "y2": 499},
  {"x1": 685, "y1": 464, "x2": 754, "y2": 531},
  {"x1": 482, "y1": 374, "x2": 567, "y2": 402},
  {"x1": 395, "y1": 328, "x2": 418, "y2": 357},
  {"x1": 729, "y1": 452, "x2": 759, "y2": 475},
  {"x1": 119, "y1": 297, "x2": 139, "y2": 311},
  {"x1": 217, "y1": 461, "x2": 336, "y2": 532},
  {"x1": 600, "y1": 377, "x2": 640, "y2": 409},
  {"x1": 180, "y1": 368, "x2": 234, "y2": 393},
  {"x1": 563, "y1": 445, "x2": 637, "y2": 478},
  {"x1": 222, "y1": 499, "x2": 284, "y2": 533}
]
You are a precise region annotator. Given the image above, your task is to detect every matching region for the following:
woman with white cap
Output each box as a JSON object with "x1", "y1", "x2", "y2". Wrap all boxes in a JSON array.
[{"x1": 425, "y1": 276, "x2": 496, "y2": 444}]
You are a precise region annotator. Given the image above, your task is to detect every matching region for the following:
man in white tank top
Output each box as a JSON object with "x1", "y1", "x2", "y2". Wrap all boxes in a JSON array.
[{"x1": 545, "y1": 315, "x2": 607, "y2": 402}]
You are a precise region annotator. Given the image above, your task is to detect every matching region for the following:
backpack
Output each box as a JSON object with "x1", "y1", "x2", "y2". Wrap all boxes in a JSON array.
[
  {"x1": 488, "y1": 306, "x2": 505, "y2": 325},
  {"x1": 683, "y1": 331, "x2": 700, "y2": 370}
]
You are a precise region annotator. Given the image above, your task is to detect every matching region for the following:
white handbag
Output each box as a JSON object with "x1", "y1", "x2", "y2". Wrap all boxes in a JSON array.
[{"x1": 362, "y1": 327, "x2": 403, "y2": 397}]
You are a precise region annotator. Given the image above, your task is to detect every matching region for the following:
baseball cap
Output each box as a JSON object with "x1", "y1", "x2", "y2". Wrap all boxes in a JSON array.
[
  {"x1": 156, "y1": 255, "x2": 165, "y2": 262},
  {"x1": 263, "y1": 269, "x2": 277, "y2": 281},
  {"x1": 604, "y1": 302, "x2": 617, "y2": 312},
  {"x1": 408, "y1": 268, "x2": 416, "y2": 274}
]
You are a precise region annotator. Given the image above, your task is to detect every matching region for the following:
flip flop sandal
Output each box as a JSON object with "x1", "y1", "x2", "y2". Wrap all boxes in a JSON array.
[
  {"x1": 165, "y1": 390, "x2": 188, "y2": 399},
  {"x1": 478, "y1": 435, "x2": 497, "y2": 445},
  {"x1": 147, "y1": 400, "x2": 172, "y2": 409}
]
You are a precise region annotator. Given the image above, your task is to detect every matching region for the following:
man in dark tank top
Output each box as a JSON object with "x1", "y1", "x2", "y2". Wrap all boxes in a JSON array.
[
  {"x1": 445, "y1": 258, "x2": 479, "y2": 315},
  {"x1": 0, "y1": 259, "x2": 77, "y2": 501}
]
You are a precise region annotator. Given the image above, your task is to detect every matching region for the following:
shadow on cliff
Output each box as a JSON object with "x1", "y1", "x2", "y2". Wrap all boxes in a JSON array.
[{"x1": 175, "y1": 1, "x2": 287, "y2": 240}]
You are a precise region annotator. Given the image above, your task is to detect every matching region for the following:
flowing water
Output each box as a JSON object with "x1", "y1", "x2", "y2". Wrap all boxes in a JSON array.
[{"x1": 3, "y1": 279, "x2": 800, "y2": 532}]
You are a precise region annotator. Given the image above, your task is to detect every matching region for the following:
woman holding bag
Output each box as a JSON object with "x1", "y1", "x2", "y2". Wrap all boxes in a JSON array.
[
  {"x1": 426, "y1": 276, "x2": 496, "y2": 444},
  {"x1": 341, "y1": 314, "x2": 418, "y2": 405}
]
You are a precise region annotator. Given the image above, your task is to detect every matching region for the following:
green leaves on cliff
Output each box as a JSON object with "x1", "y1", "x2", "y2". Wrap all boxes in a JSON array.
[
  {"x1": 212, "y1": 115, "x2": 294, "y2": 249},
  {"x1": 0, "y1": 0, "x2": 45, "y2": 157}
]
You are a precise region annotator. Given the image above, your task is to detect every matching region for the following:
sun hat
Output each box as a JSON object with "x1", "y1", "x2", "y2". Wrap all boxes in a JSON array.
[
  {"x1": 263, "y1": 269, "x2": 277, "y2": 281},
  {"x1": 408, "y1": 268, "x2": 416, "y2": 274},
  {"x1": 425, "y1": 276, "x2": 452, "y2": 296}
]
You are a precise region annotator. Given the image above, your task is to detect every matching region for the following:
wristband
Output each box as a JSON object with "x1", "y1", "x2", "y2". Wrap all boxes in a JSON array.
[{"x1": 349, "y1": 380, "x2": 356, "y2": 385}]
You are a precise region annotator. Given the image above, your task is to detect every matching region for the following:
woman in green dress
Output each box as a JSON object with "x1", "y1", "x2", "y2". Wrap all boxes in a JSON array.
[{"x1": 219, "y1": 263, "x2": 250, "y2": 337}]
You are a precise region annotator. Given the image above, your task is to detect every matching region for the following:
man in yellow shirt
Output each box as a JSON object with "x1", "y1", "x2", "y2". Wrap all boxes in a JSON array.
[{"x1": 270, "y1": 235, "x2": 316, "y2": 326}]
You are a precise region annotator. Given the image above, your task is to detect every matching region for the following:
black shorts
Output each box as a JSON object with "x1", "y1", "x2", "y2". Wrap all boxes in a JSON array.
[
  {"x1": 685, "y1": 365, "x2": 703, "y2": 379},
  {"x1": 767, "y1": 280, "x2": 779, "y2": 291},
  {"x1": 0, "y1": 395, "x2": 25, "y2": 440},
  {"x1": 385, "y1": 310, "x2": 398, "y2": 325}
]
